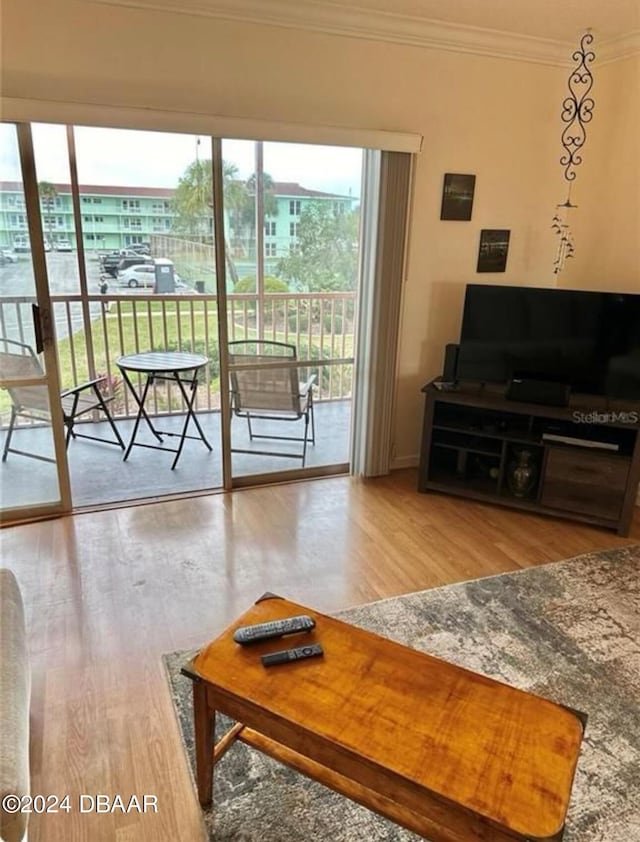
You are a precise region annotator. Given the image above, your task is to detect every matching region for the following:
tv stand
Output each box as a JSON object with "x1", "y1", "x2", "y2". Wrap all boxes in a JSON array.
[{"x1": 418, "y1": 381, "x2": 640, "y2": 536}]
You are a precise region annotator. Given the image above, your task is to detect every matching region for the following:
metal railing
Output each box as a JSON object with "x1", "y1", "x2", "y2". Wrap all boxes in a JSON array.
[{"x1": 0, "y1": 291, "x2": 356, "y2": 424}]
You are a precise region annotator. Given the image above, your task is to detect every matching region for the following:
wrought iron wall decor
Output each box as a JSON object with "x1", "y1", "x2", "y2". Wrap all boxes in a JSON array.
[{"x1": 553, "y1": 31, "x2": 595, "y2": 275}]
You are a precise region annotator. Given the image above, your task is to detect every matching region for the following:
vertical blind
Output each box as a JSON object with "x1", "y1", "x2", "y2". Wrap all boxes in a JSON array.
[{"x1": 351, "y1": 150, "x2": 413, "y2": 477}]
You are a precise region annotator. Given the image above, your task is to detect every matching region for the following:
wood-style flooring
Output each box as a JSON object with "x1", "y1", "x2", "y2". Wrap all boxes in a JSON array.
[{"x1": 2, "y1": 469, "x2": 638, "y2": 842}]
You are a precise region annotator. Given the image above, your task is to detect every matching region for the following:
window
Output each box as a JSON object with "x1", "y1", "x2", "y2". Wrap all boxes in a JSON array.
[
  {"x1": 265, "y1": 242, "x2": 277, "y2": 257},
  {"x1": 94, "y1": 216, "x2": 104, "y2": 223},
  {"x1": 86, "y1": 233, "x2": 95, "y2": 241},
  {"x1": 289, "y1": 200, "x2": 301, "y2": 215},
  {"x1": 83, "y1": 215, "x2": 91, "y2": 223},
  {"x1": 93, "y1": 198, "x2": 102, "y2": 204},
  {"x1": 124, "y1": 218, "x2": 142, "y2": 230},
  {"x1": 265, "y1": 221, "x2": 276, "y2": 236},
  {"x1": 289, "y1": 222, "x2": 299, "y2": 237},
  {"x1": 122, "y1": 199, "x2": 140, "y2": 212}
]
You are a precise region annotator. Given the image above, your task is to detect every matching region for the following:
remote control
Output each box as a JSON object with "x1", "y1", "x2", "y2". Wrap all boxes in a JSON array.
[
  {"x1": 261, "y1": 643, "x2": 324, "y2": 667},
  {"x1": 233, "y1": 615, "x2": 316, "y2": 645}
]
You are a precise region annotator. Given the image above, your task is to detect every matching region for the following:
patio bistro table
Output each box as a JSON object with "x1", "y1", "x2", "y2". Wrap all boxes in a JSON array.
[{"x1": 116, "y1": 351, "x2": 212, "y2": 470}]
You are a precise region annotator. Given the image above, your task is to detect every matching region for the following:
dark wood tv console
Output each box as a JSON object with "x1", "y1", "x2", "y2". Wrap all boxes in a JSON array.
[{"x1": 418, "y1": 380, "x2": 640, "y2": 536}]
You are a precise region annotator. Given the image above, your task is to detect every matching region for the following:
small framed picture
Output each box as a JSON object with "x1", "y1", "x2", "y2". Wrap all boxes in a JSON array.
[
  {"x1": 477, "y1": 229, "x2": 510, "y2": 273},
  {"x1": 440, "y1": 173, "x2": 476, "y2": 221}
]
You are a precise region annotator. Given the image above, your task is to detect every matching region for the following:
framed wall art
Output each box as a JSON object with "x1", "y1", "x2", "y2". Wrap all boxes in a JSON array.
[
  {"x1": 477, "y1": 229, "x2": 510, "y2": 273},
  {"x1": 440, "y1": 173, "x2": 476, "y2": 221}
]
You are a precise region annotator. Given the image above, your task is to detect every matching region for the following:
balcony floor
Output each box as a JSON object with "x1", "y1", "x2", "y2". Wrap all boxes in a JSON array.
[{"x1": 1, "y1": 400, "x2": 351, "y2": 510}]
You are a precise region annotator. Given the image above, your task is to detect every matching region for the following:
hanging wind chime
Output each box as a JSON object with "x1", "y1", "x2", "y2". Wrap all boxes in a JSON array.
[{"x1": 552, "y1": 30, "x2": 596, "y2": 275}]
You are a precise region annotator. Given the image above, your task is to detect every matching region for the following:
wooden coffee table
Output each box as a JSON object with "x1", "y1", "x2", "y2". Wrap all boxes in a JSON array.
[{"x1": 183, "y1": 594, "x2": 585, "y2": 842}]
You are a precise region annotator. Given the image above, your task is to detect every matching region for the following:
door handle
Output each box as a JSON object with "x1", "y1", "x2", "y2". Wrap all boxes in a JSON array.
[{"x1": 32, "y1": 303, "x2": 44, "y2": 353}]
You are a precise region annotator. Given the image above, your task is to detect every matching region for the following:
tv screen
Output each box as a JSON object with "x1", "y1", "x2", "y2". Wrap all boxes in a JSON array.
[{"x1": 457, "y1": 285, "x2": 640, "y2": 399}]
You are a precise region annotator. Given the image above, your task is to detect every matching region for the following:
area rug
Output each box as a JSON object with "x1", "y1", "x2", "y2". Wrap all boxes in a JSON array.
[{"x1": 163, "y1": 545, "x2": 640, "y2": 841}]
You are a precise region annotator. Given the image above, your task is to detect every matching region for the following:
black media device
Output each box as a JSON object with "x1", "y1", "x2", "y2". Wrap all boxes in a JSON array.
[
  {"x1": 261, "y1": 643, "x2": 324, "y2": 667},
  {"x1": 456, "y1": 285, "x2": 640, "y2": 401},
  {"x1": 506, "y1": 378, "x2": 571, "y2": 407}
]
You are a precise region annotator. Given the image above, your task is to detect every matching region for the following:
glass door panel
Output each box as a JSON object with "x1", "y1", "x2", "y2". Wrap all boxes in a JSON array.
[
  {"x1": 69, "y1": 127, "x2": 222, "y2": 505},
  {"x1": 0, "y1": 123, "x2": 69, "y2": 519},
  {"x1": 222, "y1": 139, "x2": 362, "y2": 482}
]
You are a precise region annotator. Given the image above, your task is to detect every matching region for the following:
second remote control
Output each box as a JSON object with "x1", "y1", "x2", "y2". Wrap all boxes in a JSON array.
[
  {"x1": 233, "y1": 615, "x2": 316, "y2": 645},
  {"x1": 262, "y1": 643, "x2": 324, "y2": 667}
]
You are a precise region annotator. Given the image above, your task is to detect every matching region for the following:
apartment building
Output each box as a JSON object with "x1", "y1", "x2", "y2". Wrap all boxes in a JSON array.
[{"x1": 0, "y1": 180, "x2": 354, "y2": 253}]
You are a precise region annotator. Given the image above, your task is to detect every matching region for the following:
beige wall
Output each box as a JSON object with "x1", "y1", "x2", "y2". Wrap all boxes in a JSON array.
[
  {"x1": 2, "y1": 1, "x2": 636, "y2": 463},
  {"x1": 559, "y1": 55, "x2": 640, "y2": 293}
]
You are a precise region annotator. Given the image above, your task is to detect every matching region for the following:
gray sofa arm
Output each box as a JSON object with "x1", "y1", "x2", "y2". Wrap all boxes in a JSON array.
[{"x1": 0, "y1": 569, "x2": 30, "y2": 842}]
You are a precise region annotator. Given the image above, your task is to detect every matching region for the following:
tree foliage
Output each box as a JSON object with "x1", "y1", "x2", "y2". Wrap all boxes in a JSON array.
[
  {"x1": 234, "y1": 274, "x2": 290, "y2": 294},
  {"x1": 38, "y1": 181, "x2": 58, "y2": 246},
  {"x1": 171, "y1": 159, "x2": 278, "y2": 285},
  {"x1": 276, "y1": 201, "x2": 360, "y2": 292},
  {"x1": 171, "y1": 159, "x2": 277, "y2": 242}
]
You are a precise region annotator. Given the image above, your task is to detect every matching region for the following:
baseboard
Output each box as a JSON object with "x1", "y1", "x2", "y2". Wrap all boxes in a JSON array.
[{"x1": 391, "y1": 454, "x2": 419, "y2": 470}]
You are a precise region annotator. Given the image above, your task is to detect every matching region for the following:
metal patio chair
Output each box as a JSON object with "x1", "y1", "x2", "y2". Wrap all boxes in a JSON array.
[
  {"x1": 228, "y1": 340, "x2": 316, "y2": 467},
  {"x1": 0, "y1": 338, "x2": 124, "y2": 463}
]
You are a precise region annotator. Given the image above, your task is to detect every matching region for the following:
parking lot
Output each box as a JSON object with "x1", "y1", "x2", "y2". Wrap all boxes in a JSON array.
[
  {"x1": 0, "y1": 250, "x2": 195, "y2": 296},
  {"x1": 0, "y1": 251, "x2": 105, "y2": 295}
]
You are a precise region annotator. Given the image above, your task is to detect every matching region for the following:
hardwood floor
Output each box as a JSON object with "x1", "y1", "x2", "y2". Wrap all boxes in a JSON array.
[{"x1": 3, "y1": 469, "x2": 639, "y2": 842}]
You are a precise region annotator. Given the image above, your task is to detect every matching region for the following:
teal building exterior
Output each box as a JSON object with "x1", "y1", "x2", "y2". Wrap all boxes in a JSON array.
[{"x1": 0, "y1": 181, "x2": 355, "y2": 255}]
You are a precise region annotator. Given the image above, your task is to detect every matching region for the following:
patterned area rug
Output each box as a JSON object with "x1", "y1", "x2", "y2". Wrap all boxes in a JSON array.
[{"x1": 163, "y1": 545, "x2": 640, "y2": 841}]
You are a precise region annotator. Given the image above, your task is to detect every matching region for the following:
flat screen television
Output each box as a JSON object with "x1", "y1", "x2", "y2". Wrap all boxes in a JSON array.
[{"x1": 456, "y1": 285, "x2": 640, "y2": 399}]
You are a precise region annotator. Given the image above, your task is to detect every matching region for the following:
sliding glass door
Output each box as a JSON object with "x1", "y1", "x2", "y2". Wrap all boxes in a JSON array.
[
  {"x1": 221, "y1": 139, "x2": 362, "y2": 485},
  {"x1": 0, "y1": 124, "x2": 71, "y2": 521},
  {"x1": 1, "y1": 123, "x2": 370, "y2": 515}
]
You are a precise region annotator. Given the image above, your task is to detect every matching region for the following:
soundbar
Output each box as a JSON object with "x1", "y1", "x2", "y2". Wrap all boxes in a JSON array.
[{"x1": 506, "y1": 378, "x2": 570, "y2": 407}]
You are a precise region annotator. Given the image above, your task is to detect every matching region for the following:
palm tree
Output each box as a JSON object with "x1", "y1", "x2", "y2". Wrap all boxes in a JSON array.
[
  {"x1": 38, "y1": 181, "x2": 57, "y2": 249},
  {"x1": 172, "y1": 158, "x2": 281, "y2": 287}
]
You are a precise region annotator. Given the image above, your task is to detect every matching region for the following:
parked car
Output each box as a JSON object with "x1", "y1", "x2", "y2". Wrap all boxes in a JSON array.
[
  {"x1": 129, "y1": 243, "x2": 151, "y2": 255},
  {"x1": 115, "y1": 260, "x2": 187, "y2": 291},
  {"x1": 101, "y1": 253, "x2": 153, "y2": 278},
  {"x1": 0, "y1": 249, "x2": 18, "y2": 263},
  {"x1": 116, "y1": 264, "x2": 157, "y2": 288},
  {"x1": 55, "y1": 239, "x2": 73, "y2": 252}
]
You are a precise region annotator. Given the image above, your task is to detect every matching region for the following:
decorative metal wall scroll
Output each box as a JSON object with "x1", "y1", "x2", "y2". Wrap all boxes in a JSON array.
[{"x1": 553, "y1": 31, "x2": 595, "y2": 275}]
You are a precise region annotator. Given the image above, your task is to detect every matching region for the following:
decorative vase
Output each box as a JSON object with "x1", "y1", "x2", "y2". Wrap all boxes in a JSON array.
[{"x1": 507, "y1": 449, "x2": 538, "y2": 498}]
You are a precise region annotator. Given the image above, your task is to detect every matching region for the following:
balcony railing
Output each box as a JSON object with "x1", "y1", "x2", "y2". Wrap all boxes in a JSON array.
[{"x1": 0, "y1": 291, "x2": 356, "y2": 424}]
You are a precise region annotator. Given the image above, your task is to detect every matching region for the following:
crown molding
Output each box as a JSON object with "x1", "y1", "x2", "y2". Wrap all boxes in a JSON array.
[
  {"x1": 87, "y1": 0, "x2": 571, "y2": 66},
  {"x1": 87, "y1": 0, "x2": 639, "y2": 67},
  {"x1": 597, "y1": 30, "x2": 640, "y2": 65}
]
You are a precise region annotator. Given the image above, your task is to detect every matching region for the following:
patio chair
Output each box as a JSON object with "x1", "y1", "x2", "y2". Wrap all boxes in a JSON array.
[
  {"x1": 0, "y1": 338, "x2": 124, "y2": 463},
  {"x1": 228, "y1": 340, "x2": 316, "y2": 467}
]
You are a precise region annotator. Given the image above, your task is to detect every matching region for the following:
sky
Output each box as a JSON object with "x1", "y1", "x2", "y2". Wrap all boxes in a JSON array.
[{"x1": 0, "y1": 124, "x2": 362, "y2": 198}]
